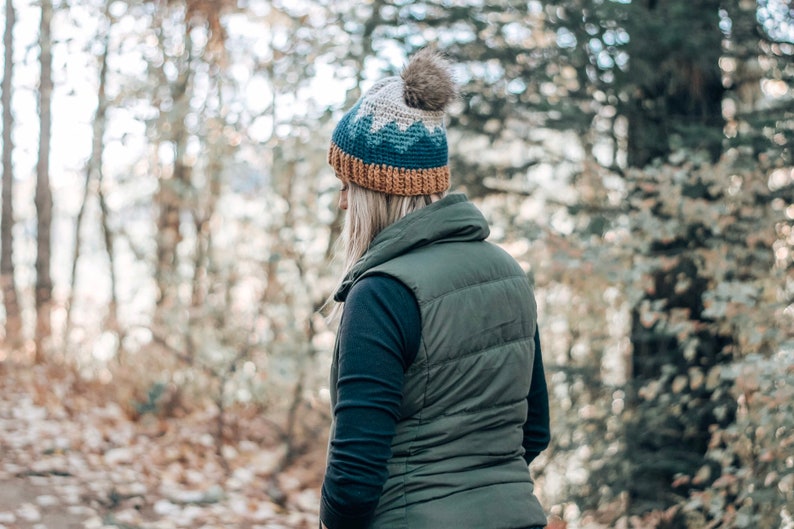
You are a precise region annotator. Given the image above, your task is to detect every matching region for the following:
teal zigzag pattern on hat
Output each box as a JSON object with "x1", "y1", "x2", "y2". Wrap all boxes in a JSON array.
[{"x1": 332, "y1": 102, "x2": 448, "y2": 170}]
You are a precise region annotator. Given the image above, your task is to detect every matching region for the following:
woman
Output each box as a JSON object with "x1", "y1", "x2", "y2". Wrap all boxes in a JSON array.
[{"x1": 320, "y1": 48, "x2": 550, "y2": 529}]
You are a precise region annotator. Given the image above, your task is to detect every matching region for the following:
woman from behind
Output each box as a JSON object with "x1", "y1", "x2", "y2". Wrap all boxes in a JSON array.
[{"x1": 320, "y1": 47, "x2": 550, "y2": 529}]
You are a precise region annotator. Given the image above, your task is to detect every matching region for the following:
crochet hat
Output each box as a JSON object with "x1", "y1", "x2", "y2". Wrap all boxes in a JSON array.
[{"x1": 328, "y1": 48, "x2": 456, "y2": 196}]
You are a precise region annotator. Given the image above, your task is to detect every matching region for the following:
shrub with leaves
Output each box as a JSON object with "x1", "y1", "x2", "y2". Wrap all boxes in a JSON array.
[{"x1": 680, "y1": 349, "x2": 794, "y2": 529}]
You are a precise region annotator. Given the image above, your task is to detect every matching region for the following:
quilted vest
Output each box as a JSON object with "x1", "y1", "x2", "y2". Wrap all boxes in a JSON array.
[{"x1": 332, "y1": 194, "x2": 547, "y2": 529}]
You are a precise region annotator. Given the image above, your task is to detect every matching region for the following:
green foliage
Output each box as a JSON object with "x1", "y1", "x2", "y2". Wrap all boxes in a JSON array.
[
  {"x1": 132, "y1": 380, "x2": 172, "y2": 416},
  {"x1": 478, "y1": 144, "x2": 792, "y2": 524},
  {"x1": 681, "y1": 351, "x2": 794, "y2": 528},
  {"x1": 621, "y1": 150, "x2": 786, "y2": 509}
]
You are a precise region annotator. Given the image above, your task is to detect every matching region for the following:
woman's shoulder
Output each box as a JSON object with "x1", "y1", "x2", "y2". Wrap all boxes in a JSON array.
[{"x1": 348, "y1": 273, "x2": 417, "y2": 307}]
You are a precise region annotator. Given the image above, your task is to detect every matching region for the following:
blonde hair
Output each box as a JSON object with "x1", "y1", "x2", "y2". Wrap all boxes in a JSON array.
[{"x1": 327, "y1": 182, "x2": 445, "y2": 320}]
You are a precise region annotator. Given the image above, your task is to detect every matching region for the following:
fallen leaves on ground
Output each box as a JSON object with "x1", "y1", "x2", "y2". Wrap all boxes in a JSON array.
[{"x1": 0, "y1": 362, "x2": 323, "y2": 529}]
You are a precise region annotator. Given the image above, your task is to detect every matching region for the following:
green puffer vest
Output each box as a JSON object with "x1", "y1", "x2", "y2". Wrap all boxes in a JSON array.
[{"x1": 332, "y1": 194, "x2": 547, "y2": 529}]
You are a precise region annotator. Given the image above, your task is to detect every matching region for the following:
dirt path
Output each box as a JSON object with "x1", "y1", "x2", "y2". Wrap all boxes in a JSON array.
[
  {"x1": 0, "y1": 375, "x2": 99, "y2": 529},
  {"x1": 0, "y1": 476, "x2": 91, "y2": 529}
]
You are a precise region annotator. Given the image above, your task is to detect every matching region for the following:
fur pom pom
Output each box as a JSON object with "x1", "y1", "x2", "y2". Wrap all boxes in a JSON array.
[{"x1": 401, "y1": 48, "x2": 456, "y2": 112}]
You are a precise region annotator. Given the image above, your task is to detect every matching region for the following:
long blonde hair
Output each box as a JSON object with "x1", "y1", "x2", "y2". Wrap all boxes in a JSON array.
[{"x1": 327, "y1": 182, "x2": 444, "y2": 320}]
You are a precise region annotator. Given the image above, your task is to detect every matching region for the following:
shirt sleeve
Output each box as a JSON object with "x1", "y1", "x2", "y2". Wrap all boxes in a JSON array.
[
  {"x1": 320, "y1": 275, "x2": 421, "y2": 529},
  {"x1": 522, "y1": 328, "x2": 551, "y2": 465}
]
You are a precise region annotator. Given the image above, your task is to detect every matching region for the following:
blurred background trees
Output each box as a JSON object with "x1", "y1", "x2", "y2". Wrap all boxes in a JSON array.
[{"x1": 1, "y1": 0, "x2": 792, "y2": 528}]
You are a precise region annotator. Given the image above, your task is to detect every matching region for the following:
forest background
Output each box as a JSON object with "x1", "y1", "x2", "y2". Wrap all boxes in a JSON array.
[{"x1": 0, "y1": 0, "x2": 793, "y2": 528}]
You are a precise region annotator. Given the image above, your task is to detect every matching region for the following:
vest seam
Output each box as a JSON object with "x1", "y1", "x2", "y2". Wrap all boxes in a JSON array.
[
  {"x1": 399, "y1": 478, "x2": 536, "y2": 507},
  {"x1": 415, "y1": 335, "x2": 532, "y2": 370},
  {"x1": 392, "y1": 396, "x2": 525, "y2": 424},
  {"x1": 417, "y1": 273, "x2": 529, "y2": 305},
  {"x1": 433, "y1": 397, "x2": 525, "y2": 419}
]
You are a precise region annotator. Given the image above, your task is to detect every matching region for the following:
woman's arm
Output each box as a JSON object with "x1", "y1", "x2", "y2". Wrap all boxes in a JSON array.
[
  {"x1": 522, "y1": 328, "x2": 550, "y2": 465},
  {"x1": 320, "y1": 275, "x2": 420, "y2": 529}
]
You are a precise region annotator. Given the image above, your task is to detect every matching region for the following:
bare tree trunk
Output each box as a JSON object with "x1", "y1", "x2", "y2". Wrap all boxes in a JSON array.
[
  {"x1": 1, "y1": 0, "x2": 22, "y2": 347},
  {"x1": 66, "y1": 3, "x2": 115, "y2": 351},
  {"x1": 190, "y1": 129, "x2": 223, "y2": 310},
  {"x1": 66, "y1": 169, "x2": 92, "y2": 343},
  {"x1": 98, "y1": 180, "x2": 121, "y2": 349},
  {"x1": 35, "y1": 0, "x2": 54, "y2": 362},
  {"x1": 153, "y1": 20, "x2": 192, "y2": 345}
]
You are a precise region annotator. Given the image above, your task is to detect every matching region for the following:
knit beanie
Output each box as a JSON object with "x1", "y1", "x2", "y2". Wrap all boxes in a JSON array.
[{"x1": 328, "y1": 48, "x2": 456, "y2": 196}]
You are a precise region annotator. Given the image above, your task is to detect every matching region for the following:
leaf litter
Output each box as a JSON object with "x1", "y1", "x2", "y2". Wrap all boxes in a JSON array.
[{"x1": 0, "y1": 363, "x2": 323, "y2": 529}]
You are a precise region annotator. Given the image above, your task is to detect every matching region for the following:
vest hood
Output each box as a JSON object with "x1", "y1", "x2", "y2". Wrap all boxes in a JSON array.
[{"x1": 334, "y1": 193, "x2": 490, "y2": 302}]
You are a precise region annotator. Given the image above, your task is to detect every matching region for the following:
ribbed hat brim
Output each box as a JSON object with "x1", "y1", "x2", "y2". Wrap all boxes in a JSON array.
[{"x1": 329, "y1": 142, "x2": 450, "y2": 196}]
